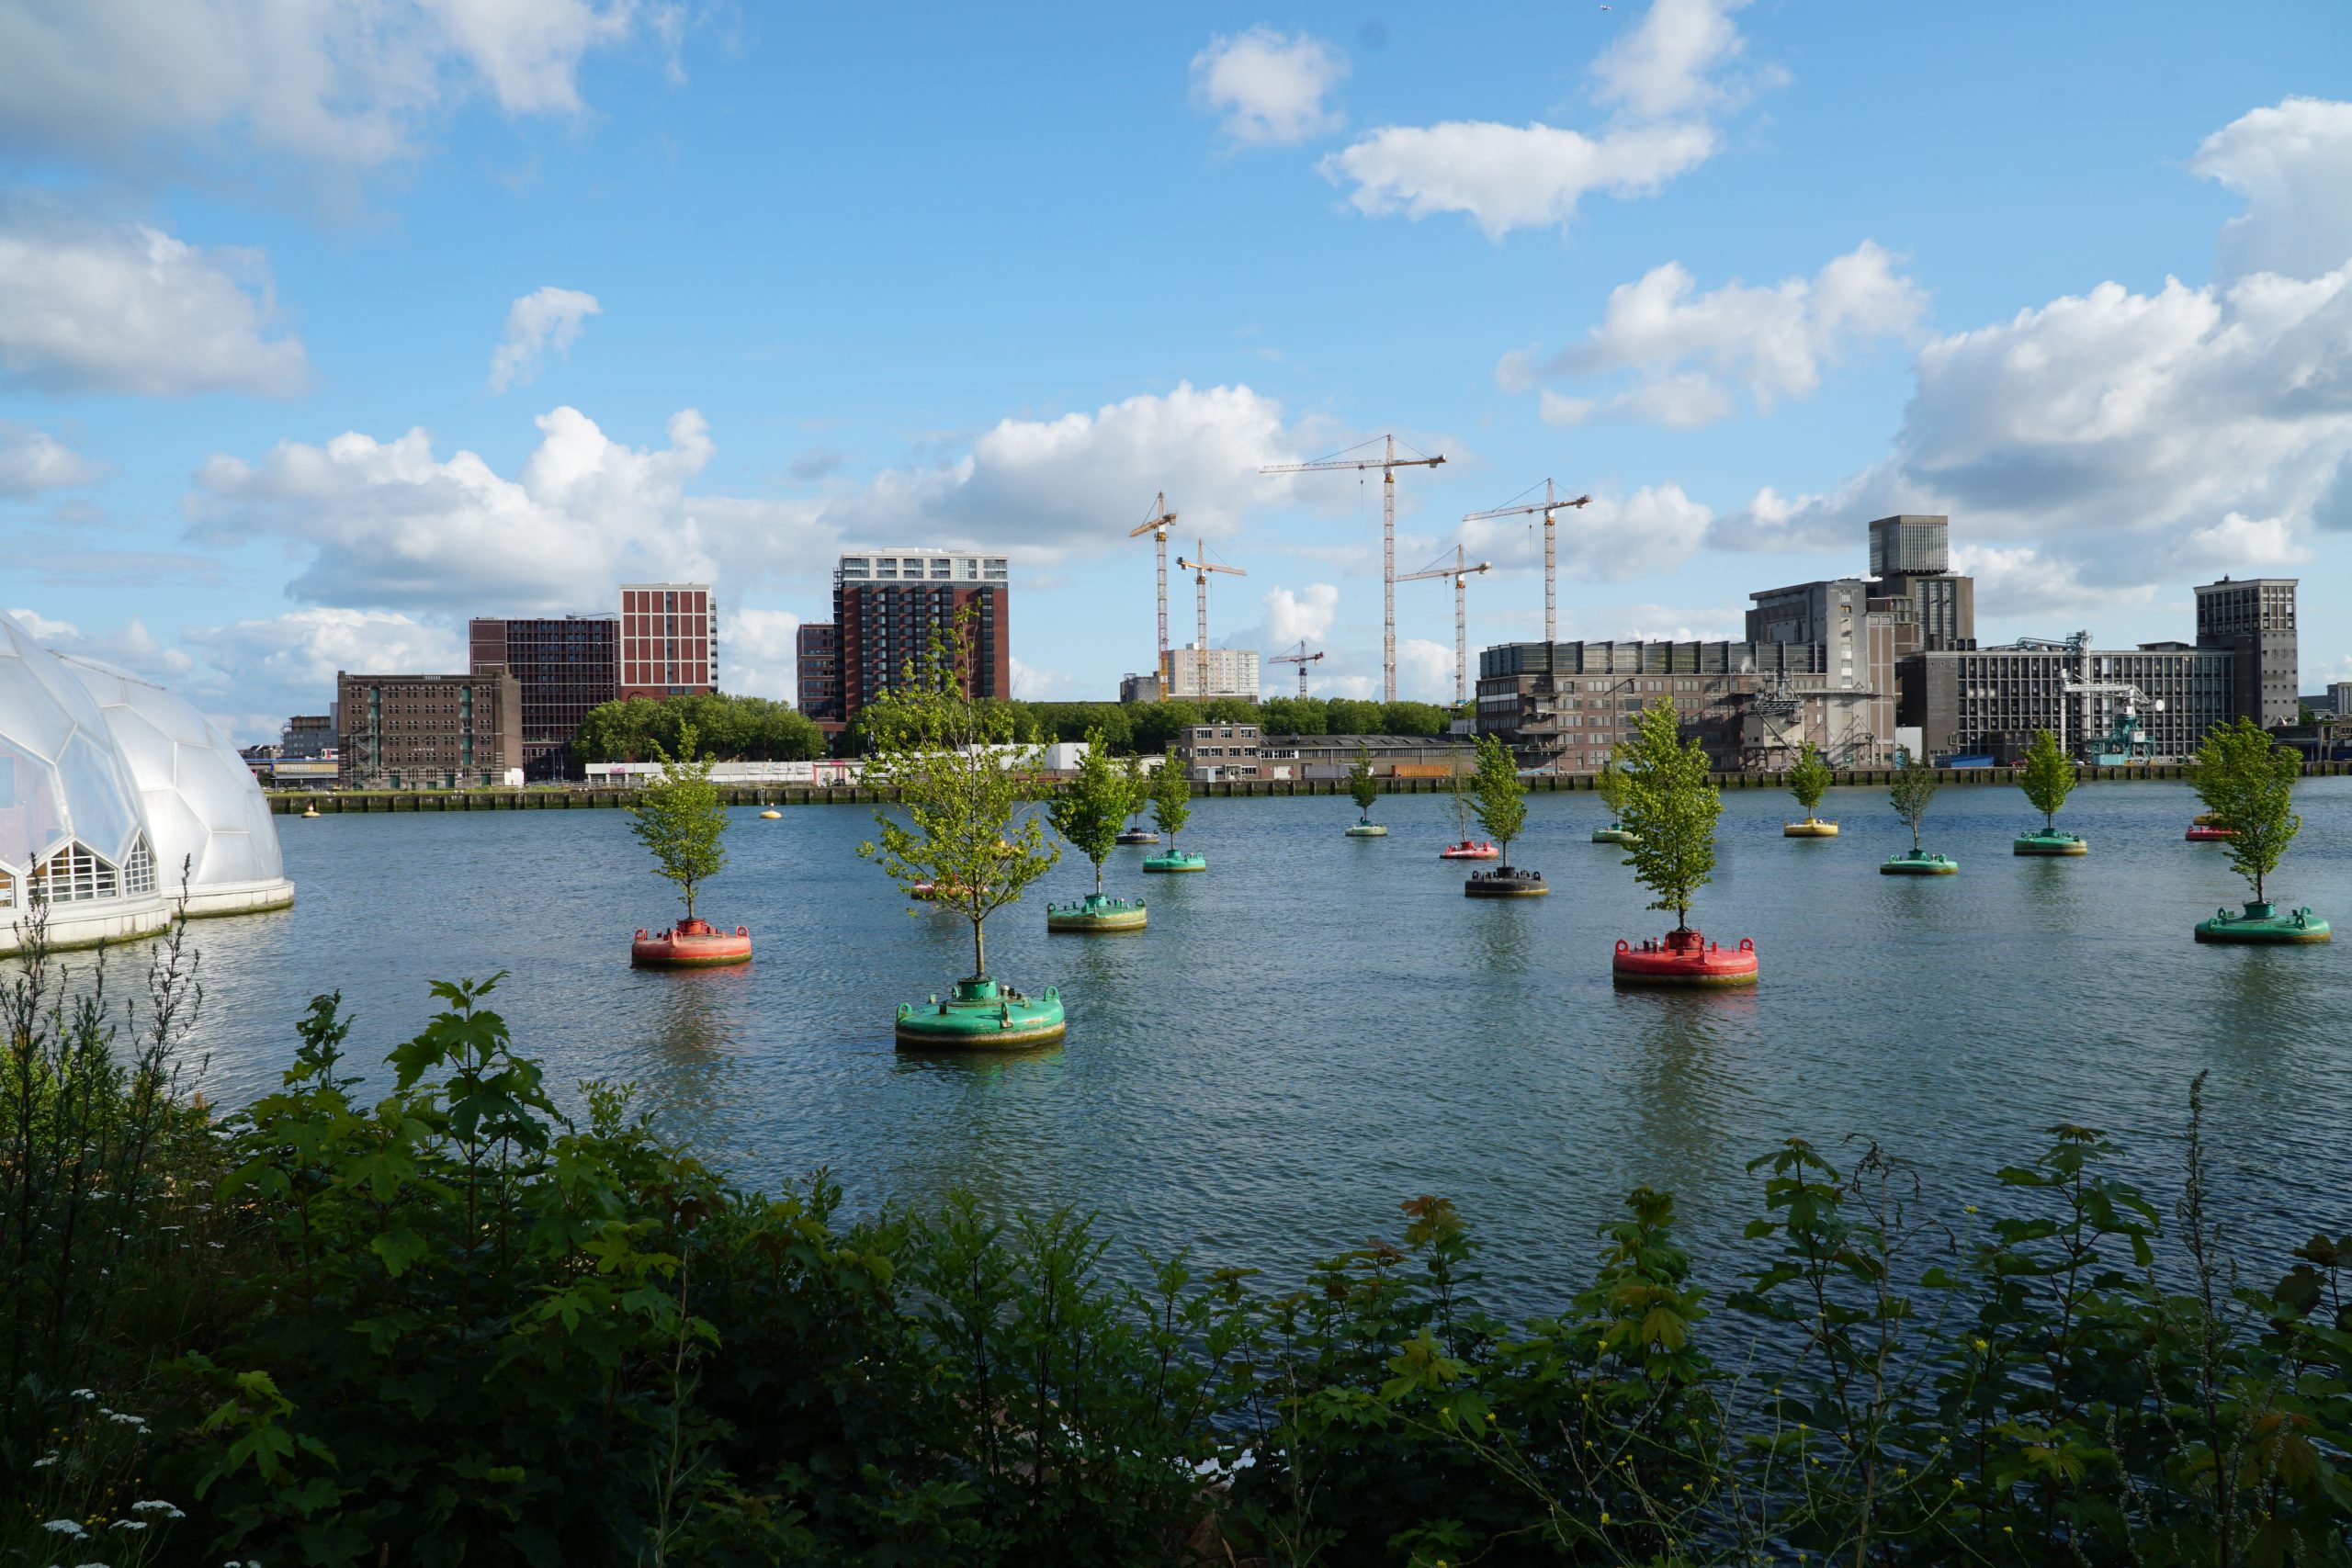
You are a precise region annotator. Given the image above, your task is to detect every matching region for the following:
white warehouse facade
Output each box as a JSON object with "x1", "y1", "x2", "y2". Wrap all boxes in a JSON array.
[{"x1": 2, "y1": 609, "x2": 294, "y2": 954}]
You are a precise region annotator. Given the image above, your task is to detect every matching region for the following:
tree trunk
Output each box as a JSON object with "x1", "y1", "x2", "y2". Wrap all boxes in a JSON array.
[
  {"x1": 972, "y1": 919, "x2": 987, "y2": 981},
  {"x1": 1094, "y1": 859, "x2": 1103, "y2": 897},
  {"x1": 684, "y1": 880, "x2": 695, "y2": 919}
]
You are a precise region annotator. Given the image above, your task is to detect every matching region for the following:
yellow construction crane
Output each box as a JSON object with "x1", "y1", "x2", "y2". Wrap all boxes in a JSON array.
[
  {"x1": 1125, "y1": 492, "x2": 1180, "y2": 697},
  {"x1": 1261, "y1": 434, "x2": 1446, "y2": 703},
  {"x1": 1171, "y1": 541, "x2": 1247, "y2": 701},
  {"x1": 1269, "y1": 639, "x2": 1325, "y2": 697},
  {"x1": 1462, "y1": 479, "x2": 1591, "y2": 644},
  {"x1": 1395, "y1": 546, "x2": 1492, "y2": 705}
]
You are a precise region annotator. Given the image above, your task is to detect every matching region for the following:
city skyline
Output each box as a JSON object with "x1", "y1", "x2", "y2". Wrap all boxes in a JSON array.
[{"x1": 4, "y1": 2, "x2": 2350, "y2": 740}]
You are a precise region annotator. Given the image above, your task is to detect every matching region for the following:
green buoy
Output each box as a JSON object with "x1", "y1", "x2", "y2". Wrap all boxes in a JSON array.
[
  {"x1": 1881, "y1": 849, "x2": 1959, "y2": 875},
  {"x1": 1046, "y1": 893, "x2": 1148, "y2": 933},
  {"x1": 2014, "y1": 829, "x2": 2087, "y2": 856},
  {"x1": 895, "y1": 976, "x2": 1068, "y2": 1049},
  {"x1": 2194, "y1": 901, "x2": 2331, "y2": 944},
  {"x1": 1141, "y1": 851, "x2": 1206, "y2": 873},
  {"x1": 1344, "y1": 816, "x2": 1387, "y2": 838},
  {"x1": 1591, "y1": 825, "x2": 1637, "y2": 845}
]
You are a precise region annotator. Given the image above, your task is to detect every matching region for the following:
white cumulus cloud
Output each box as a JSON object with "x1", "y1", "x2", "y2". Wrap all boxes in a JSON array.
[
  {"x1": 2189, "y1": 96, "x2": 2352, "y2": 284},
  {"x1": 490, "y1": 286, "x2": 602, "y2": 393},
  {"x1": 1506, "y1": 242, "x2": 1928, "y2": 425},
  {"x1": 0, "y1": 423, "x2": 101, "y2": 495},
  {"x1": 1258, "y1": 582, "x2": 1340, "y2": 646},
  {"x1": 1319, "y1": 0, "x2": 1774, "y2": 239},
  {"x1": 1462, "y1": 483, "x2": 1713, "y2": 582},
  {"x1": 1191, "y1": 27, "x2": 1347, "y2": 148},
  {"x1": 0, "y1": 200, "x2": 308, "y2": 397},
  {"x1": 717, "y1": 606, "x2": 803, "y2": 700}
]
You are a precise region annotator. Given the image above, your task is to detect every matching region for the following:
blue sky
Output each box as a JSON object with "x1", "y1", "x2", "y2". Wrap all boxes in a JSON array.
[{"x1": 4, "y1": 0, "x2": 2350, "y2": 738}]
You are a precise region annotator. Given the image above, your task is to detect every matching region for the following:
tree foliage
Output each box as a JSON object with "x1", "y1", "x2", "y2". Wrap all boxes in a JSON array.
[
  {"x1": 1615, "y1": 700, "x2": 1721, "y2": 931},
  {"x1": 1347, "y1": 750, "x2": 1379, "y2": 817},
  {"x1": 1595, "y1": 752, "x2": 1631, "y2": 821},
  {"x1": 575, "y1": 693, "x2": 825, "y2": 764},
  {"x1": 1469, "y1": 733, "x2": 1526, "y2": 866},
  {"x1": 1047, "y1": 731, "x2": 1129, "y2": 898},
  {"x1": 1148, "y1": 750, "x2": 1191, "y2": 848},
  {"x1": 857, "y1": 616, "x2": 1059, "y2": 980},
  {"x1": 1889, "y1": 745, "x2": 1939, "y2": 852},
  {"x1": 2192, "y1": 716, "x2": 2304, "y2": 902},
  {"x1": 625, "y1": 724, "x2": 729, "y2": 920},
  {"x1": 2018, "y1": 728, "x2": 2076, "y2": 831},
  {"x1": 1786, "y1": 739, "x2": 1834, "y2": 819}
]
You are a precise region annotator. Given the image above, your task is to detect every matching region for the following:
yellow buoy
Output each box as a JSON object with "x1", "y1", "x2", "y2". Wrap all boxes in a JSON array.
[{"x1": 760, "y1": 808, "x2": 781, "y2": 819}]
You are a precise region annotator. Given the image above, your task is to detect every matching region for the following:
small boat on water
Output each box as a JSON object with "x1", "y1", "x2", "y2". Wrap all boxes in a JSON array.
[{"x1": 1440, "y1": 840, "x2": 1498, "y2": 860}]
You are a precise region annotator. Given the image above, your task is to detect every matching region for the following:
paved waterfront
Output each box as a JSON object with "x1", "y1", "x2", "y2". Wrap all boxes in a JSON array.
[{"x1": 166, "y1": 777, "x2": 2351, "y2": 1308}]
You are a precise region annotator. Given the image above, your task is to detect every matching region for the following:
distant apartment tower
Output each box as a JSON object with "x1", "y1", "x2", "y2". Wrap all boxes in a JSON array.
[
  {"x1": 2194, "y1": 577, "x2": 2300, "y2": 728},
  {"x1": 796, "y1": 623, "x2": 840, "y2": 718},
  {"x1": 469, "y1": 614, "x2": 619, "y2": 775},
  {"x1": 1159, "y1": 647, "x2": 1261, "y2": 703},
  {"x1": 619, "y1": 583, "x2": 715, "y2": 700},
  {"x1": 335, "y1": 670, "x2": 524, "y2": 790},
  {"x1": 832, "y1": 550, "x2": 1010, "y2": 721}
]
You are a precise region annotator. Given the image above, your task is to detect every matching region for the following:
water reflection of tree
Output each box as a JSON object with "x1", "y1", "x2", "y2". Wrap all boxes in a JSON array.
[{"x1": 1611, "y1": 988, "x2": 1747, "y2": 1231}]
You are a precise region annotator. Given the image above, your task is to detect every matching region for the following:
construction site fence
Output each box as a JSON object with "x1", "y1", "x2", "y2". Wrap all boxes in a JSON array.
[{"x1": 266, "y1": 759, "x2": 2350, "y2": 813}]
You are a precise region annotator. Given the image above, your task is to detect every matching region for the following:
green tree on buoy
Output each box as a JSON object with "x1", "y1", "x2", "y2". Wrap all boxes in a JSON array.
[
  {"x1": 1615, "y1": 701, "x2": 1721, "y2": 934},
  {"x1": 1347, "y1": 749, "x2": 1378, "y2": 825},
  {"x1": 1123, "y1": 753, "x2": 1152, "y2": 832},
  {"x1": 1787, "y1": 740, "x2": 1833, "y2": 825},
  {"x1": 1049, "y1": 729, "x2": 1129, "y2": 900},
  {"x1": 2192, "y1": 716, "x2": 2302, "y2": 906},
  {"x1": 1149, "y1": 749, "x2": 1192, "y2": 849},
  {"x1": 859, "y1": 619, "x2": 1060, "y2": 983},
  {"x1": 2019, "y1": 728, "x2": 2077, "y2": 834},
  {"x1": 1596, "y1": 752, "x2": 1631, "y2": 829},
  {"x1": 1470, "y1": 733, "x2": 1527, "y2": 867},
  {"x1": 1891, "y1": 746, "x2": 1939, "y2": 852},
  {"x1": 627, "y1": 723, "x2": 729, "y2": 921}
]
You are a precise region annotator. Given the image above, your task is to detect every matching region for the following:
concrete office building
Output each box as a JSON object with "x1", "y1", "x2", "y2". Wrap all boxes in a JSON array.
[
  {"x1": 1475, "y1": 640, "x2": 1895, "y2": 772},
  {"x1": 1159, "y1": 647, "x2": 1261, "y2": 703},
  {"x1": 2194, "y1": 577, "x2": 2300, "y2": 728},
  {"x1": 1173, "y1": 720, "x2": 1263, "y2": 782},
  {"x1": 1119, "y1": 672, "x2": 1162, "y2": 705},
  {"x1": 618, "y1": 583, "x2": 715, "y2": 700},
  {"x1": 796, "y1": 623, "x2": 840, "y2": 719},
  {"x1": 1258, "y1": 733, "x2": 1477, "y2": 781},
  {"x1": 831, "y1": 550, "x2": 1011, "y2": 723},
  {"x1": 1867, "y1": 514, "x2": 1976, "y2": 654},
  {"x1": 279, "y1": 714, "x2": 334, "y2": 761},
  {"x1": 335, "y1": 670, "x2": 524, "y2": 790},
  {"x1": 469, "y1": 614, "x2": 618, "y2": 776}
]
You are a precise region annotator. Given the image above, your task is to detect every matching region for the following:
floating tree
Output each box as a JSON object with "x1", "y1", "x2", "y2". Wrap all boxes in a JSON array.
[
  {"x1": 1592, "y1": 753, "x2": 1637, "y2": 844},
  {"x1": 1783, "y1": 740, "x2": 1838, "y2": 837},
  {"x1": 2015, "y1": 729, "x2": 2086, "y2": 855},
  {"x1": 626, "y1": 724, "x2": 749, "y2": 967},
  {"x1": 2191, "y1": 717, "x2": 2327, "y2": 942},
  {"x1": 1344, "y1": 749, "x2": 1385, "y2": 836},
  {"x1": 1883, "y1": 746, "x2": 1954, "y2": 874},
  {"x1": 1143, "y1": 750, "x2": 1203, "y2": 872},
  {"x1": 1611, "y1": 701, "x2": 1752, "y2": 983},
  {"x1": 1463, "y1": 733, "x2": 1543, "y2": 896},
  {"x1": 861, "y1": 615, "x2": 1068, "y2": 1044},
  {"x1": 1116, "y1": 752, "x2": 1157, "y2": 842},
  {"x1": 1046, "y1": 730, "x2": 1147, "y2": 931}
]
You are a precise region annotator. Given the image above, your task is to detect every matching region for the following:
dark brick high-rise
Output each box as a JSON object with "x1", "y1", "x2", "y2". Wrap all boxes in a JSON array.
[{"x1": 831, "y1": 551, "x2": 1010, "y2": 724}]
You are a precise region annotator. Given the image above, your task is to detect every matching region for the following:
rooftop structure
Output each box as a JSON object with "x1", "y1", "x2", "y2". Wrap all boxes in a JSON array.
[{"x1": 831, "y1": 550, "x2": 1011, "y2": 722}]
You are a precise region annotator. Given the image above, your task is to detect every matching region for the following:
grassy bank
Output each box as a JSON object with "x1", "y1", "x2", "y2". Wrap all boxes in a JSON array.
[{"x1": 5, "y1": 907, "x2": 2348, "y2": 1565}]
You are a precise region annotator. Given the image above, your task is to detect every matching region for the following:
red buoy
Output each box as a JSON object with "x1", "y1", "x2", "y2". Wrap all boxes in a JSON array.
[
  {"x1": 1439, "y1": 840, "x2": 1500, "y2": 860},
  {"x1": 2185, "y1": 825, "x2": 2236, "y2": 841},
  {"x1": 1611, "y1": 928, "x2": 1758, "y2": 987},
  {"x1": 632, "y1": 918, "x2": 753, "y2": 968}
]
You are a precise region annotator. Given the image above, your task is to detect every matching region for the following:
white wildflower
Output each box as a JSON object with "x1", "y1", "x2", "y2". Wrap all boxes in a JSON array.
[
  {"x1": 111, "y1": 1517, "x2": 150, "y2": 1530},
  {"x1": 70, "y1": 1388, "x2": 96, "y2": 1399},
  {"x1": 32, "y1": 1452, "x2": 60, "y2": 1468},
  {"x1": 42, "y1": 1517, "x2": 87, "y2": 1536},
  {"x1": 131, "y1": 1500, "x2": 186, "y2": 1518}
]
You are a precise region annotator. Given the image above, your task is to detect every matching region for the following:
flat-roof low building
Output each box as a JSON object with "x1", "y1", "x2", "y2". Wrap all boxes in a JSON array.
[{"x1": 1257, "y1": 733, "x2": 1478, "y2": 781}]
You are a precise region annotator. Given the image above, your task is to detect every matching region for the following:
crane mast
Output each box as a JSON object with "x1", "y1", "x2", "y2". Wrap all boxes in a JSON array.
[
  {"x1": 1463, "y1": 479, "x2": 1591, "y2": 645},
  {"x1": 1396, "y1": 545, "x2": 1492, "y2": 705},
  {"x1": 1125, "y1": 492, "x2": 1178, "y2": 696},
  {"x1": 1261, "y1": 434, "x2": 1446, "y2": 703},
  {"x1": 1269, "y1": 639, "x2": 1325, "y2": 697},
  {"x1": 1172, "y1": 542, "x2": 1247, "y2": 702}
]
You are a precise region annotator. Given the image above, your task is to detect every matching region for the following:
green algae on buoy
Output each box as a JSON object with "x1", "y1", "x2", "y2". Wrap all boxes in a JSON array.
[
  {"x1": 1592, "y1": 825, "x2": 1637, "y2": 845},
  {"x1": 2194, "y1": 901, "x2": 2331, "y2": 945},
  {"x1": 1464, "y1": 866, "x2": 1548, "y2": 897},
  {"x1": 895, "y1": 976, "x2": 1068, "y2": 1049},
  {"x1": 1142, "y1": 851, "x2": 1206, "y2": 873},
  {"x1": 1881, "y1": 849, "x2": 1958, "y2": 875},
  {"x1": 2014, "y1": 829, "x2": 2087, "y2": 856},
  {"x1": 1046, "y1": 893, "x2": 1148, "y2": 933},
  {"x1": 1783, "y1": 818, "x2": 1838, "y2": 838}
]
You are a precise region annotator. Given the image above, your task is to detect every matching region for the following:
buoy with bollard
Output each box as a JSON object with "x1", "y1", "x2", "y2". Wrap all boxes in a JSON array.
[
  {"x1": 1783, "y1": 818, "x2": 1838, "y2": 838},
  {"x1": 1612, "y1": 929, "x2": 1758, "y2": 987},
  {"x1": 1440, "y1": 840, "x2": 1499, "y2": 860},
  {"x1": 1591, "y1": 825, "x2": 1638, "y2": 845},
  {"x1": 1142, "y1": 851, "x2": 1206, "y2": 873},
  {"x1": 1881, "y1": 849, "x2": 1959, "y2": 875},
  {"x1": 896, "y1": 977, "x2": 1067, "y2": 1049},
  {"x1": 1464, "y1": 866, "x2": 1547, "y2": 897},
  {"x1": 632, "y1": 919, "x2": 752, "y2": 968},
  {"x1": 1046, "y1": 893, "x2": 1148, "y2": 933},
  {"x1": 2194, "y1": 901, "x2": 2331, "y2": 944},
  {"x1": 2014, "y1": 829, "x2": 2087, "y2": 856}
]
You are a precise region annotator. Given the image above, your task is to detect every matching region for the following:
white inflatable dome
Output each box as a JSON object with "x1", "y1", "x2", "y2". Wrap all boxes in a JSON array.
[
  {"x1": 1, "y1": 609, "x2": 168, "y2": 953},
  {"x1": 60, "y1": 654, "x2": 295, "y2": 917}
]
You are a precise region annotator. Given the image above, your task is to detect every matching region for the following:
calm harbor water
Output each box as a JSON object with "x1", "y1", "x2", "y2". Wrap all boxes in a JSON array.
[{"x1": 151, "y1": 777, "x2": 2352, "y2": 1309}]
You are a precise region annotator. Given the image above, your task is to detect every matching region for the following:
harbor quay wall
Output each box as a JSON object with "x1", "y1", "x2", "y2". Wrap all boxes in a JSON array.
[{"x1": 266, "y1": 760, "x2": 2348, "y2": 813}]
